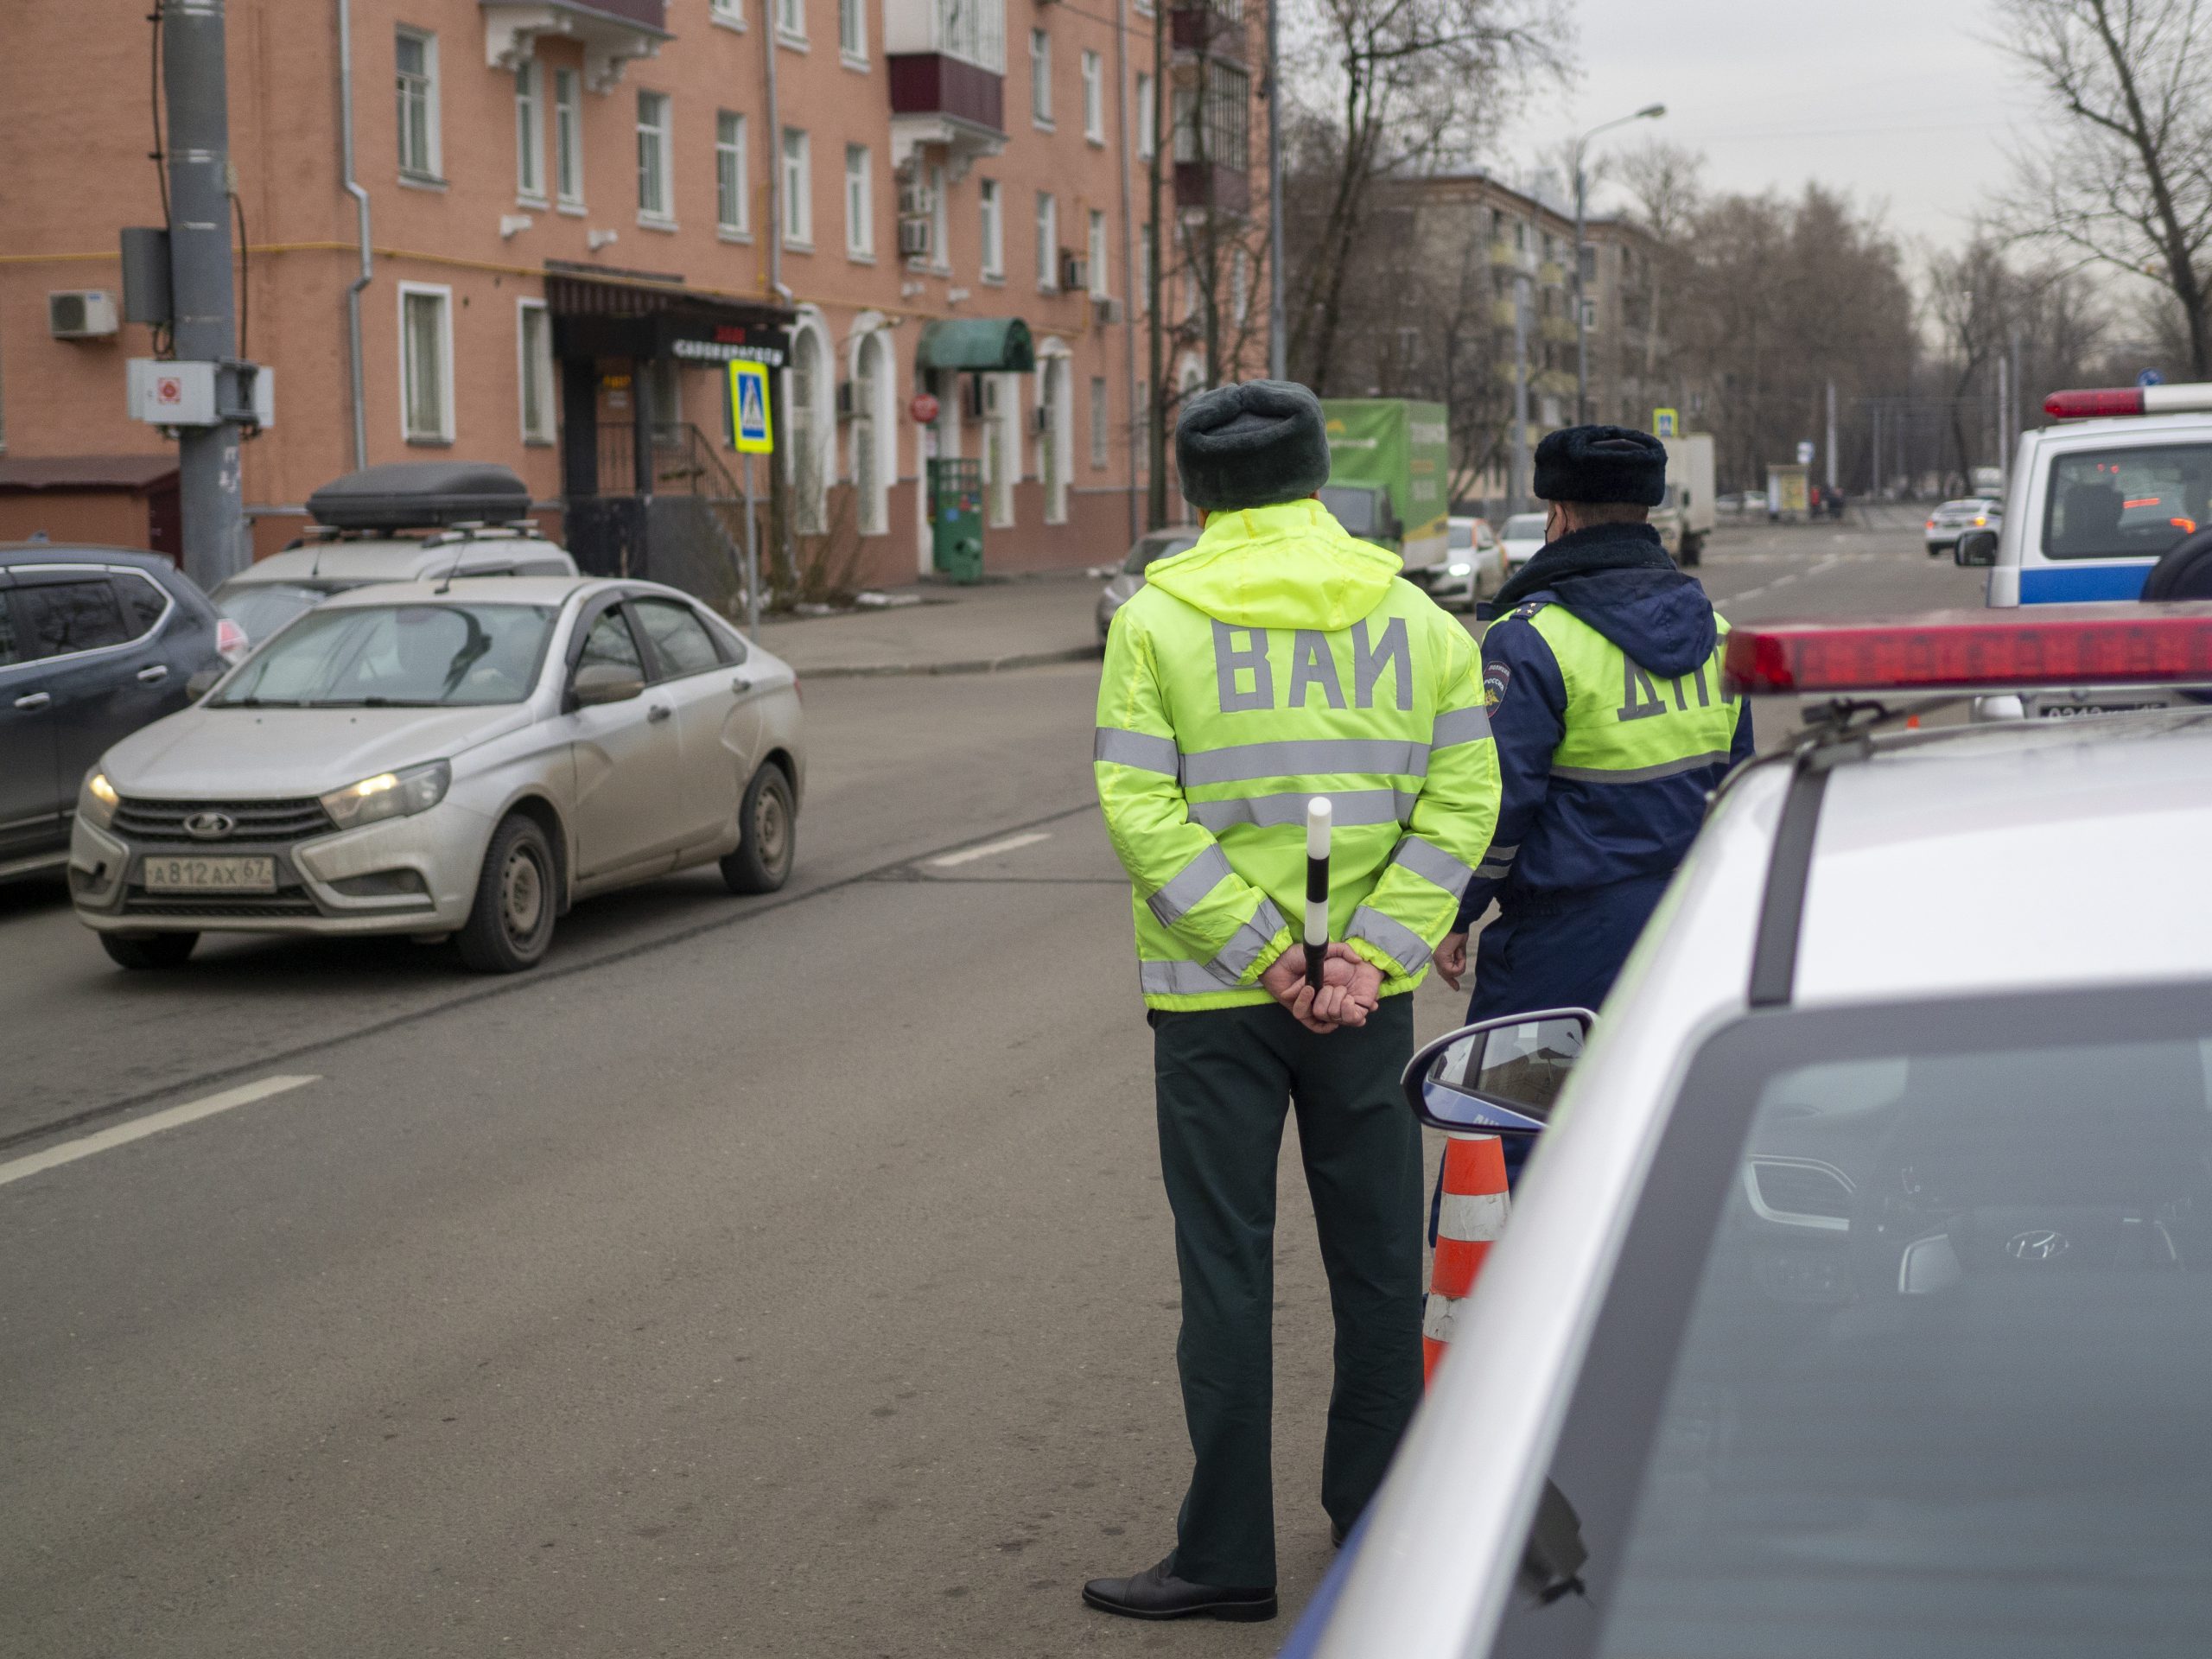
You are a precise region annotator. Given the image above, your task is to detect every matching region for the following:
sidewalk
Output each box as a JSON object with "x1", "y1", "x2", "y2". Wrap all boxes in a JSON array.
[{"x1": 754, "y1": 571, "x2": 1106, "y2": 677}]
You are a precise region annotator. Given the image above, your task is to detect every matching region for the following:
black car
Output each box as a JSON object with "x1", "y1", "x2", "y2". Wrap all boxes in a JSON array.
[{"x1": 0, "y1": 544, "x2": 232, "y2": 880}]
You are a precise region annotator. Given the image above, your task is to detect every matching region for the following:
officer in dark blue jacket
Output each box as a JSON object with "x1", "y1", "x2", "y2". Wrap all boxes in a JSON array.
[{"x1": 1435, "y1": 425, "x2": 1753, "y2": 1065}]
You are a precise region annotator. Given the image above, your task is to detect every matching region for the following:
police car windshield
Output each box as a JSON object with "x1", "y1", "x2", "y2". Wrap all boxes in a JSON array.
[
  {"x1": 2042, "y1": 444, "x2": 2212, "y2": 561},
  {"x1": 1511, "y1": 998, "x2": 2212, "y2": 1659}
]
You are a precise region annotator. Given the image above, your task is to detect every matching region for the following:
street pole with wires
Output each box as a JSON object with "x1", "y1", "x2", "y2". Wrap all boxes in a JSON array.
[{"x1": 1571, "y1": 103, "x2": 1665, "y2": 426}]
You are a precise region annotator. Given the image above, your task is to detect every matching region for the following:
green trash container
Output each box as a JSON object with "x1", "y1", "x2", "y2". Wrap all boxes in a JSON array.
[{"x1": 927, "y1": 457, "x2": 984, "y2": 584}]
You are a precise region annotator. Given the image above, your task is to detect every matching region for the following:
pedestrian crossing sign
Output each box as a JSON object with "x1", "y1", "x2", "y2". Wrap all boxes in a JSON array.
[
  {"x1": 728, "y1": 360, "x2": 773, "y2": 454},
  {"x1": 1653, "y1": 407, "x2": 1679, "y2": 438}
]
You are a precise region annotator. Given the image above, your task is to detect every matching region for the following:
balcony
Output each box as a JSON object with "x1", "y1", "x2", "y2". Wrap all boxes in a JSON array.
[
  {"x1": 1174, "y1": 162, "x2": 1250, "y2": 216},
  {"x1": 1170, "y1": 1, "x2": 1246, "y2": 62},
  {"x1": 888, "y1": 54, "x2": 1007, "y2": 172},
  {"x1": 482, "y1": 0, "x2": 668, "y2": 92}
]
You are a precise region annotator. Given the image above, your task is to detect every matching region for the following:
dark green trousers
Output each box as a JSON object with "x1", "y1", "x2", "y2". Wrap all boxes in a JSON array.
[{"x1": 1151, "y1": 992, "x2": 1423, "y2": 1588}]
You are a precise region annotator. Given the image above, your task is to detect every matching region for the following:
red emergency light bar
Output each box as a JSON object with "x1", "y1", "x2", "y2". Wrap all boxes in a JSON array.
[
  {"x1": 1724, "y1": 605, "x2": 2212, "y2": 696},
  {"x1": 2044, "y1": 382, "x2": 2212, "y2": 420}
]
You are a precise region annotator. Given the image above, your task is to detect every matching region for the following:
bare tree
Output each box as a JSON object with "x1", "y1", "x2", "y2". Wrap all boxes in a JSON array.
[
  {"x1": 1993, "y1": 0, "x2": 2212, "y2": 375},
  {"x1": 1281, "y1": 0, "x2": 1567, "y2": 392}
]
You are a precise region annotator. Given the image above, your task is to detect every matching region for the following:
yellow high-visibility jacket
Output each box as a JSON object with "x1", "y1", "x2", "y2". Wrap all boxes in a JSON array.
[{"x1": 1094, "y1": 499, "x2": 1503, "y2": 1011}]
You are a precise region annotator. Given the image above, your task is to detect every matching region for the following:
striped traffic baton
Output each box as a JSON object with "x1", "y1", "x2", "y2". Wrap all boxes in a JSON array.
[{"x1": 1305, "y1": 797, "x2": 1332, "y2": 992}]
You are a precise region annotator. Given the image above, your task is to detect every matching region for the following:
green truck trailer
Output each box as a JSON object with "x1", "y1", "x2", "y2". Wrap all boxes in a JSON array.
[{"x1": 1318, "y1": 399, "x2": 1452, "y2": 572}]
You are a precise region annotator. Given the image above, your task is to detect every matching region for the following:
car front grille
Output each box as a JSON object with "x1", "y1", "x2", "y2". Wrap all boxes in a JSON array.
[
  {"x1": 120, "y1": 893, "x2": 322, "y2": 918},
  {"x1": 113, "y1": 796, "x2": 333, "y2": 843}
]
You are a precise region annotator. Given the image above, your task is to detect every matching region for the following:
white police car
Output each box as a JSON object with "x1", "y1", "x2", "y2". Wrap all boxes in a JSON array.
[{"x1": 1285, "y1": 606, "x2": 2212, "y2": 1659}]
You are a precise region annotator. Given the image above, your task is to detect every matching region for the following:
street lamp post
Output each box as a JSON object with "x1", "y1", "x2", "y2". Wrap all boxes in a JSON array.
[{"x1": 1573, "y1": 103, "x2": 1665, "y2": 425}]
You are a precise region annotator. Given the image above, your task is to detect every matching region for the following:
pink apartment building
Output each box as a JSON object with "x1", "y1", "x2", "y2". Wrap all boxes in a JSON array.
[{"x1": 0, "y1": 0, "x2": 1269, "y2": 593}]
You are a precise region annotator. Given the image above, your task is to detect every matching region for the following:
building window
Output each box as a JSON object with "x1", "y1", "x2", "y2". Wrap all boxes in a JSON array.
[
  {"x1": 838, "y1": 0, "x2": 866, "y2": 61},
  {"x1": 1029, "y1": 29, "x2": 1052, "y2": 127},
  {"x1": 844, "y1": 143, "x2": 874, "y2": 258},
  {"x1": 554, "y1": 67, "x2": 583, "y2": 207},
  {"x1": 1087, "y1": 207, "x2": 1108, "y2": 299},
  {"x1": 1135, "y1": 72, "x2": 1154, "y2": 161},
  {"x1": 514, "y1": 61, "x2": 544, "y2": 202},
  {"x1": 1173, "y1": 61, "x2": 1249, "y2": 170},
  {"x1": 1081, "y1": 50, "x2": 1103, "y2": 143},
  {"x1": 636, "y1": 91, "x2": 673, "y2": 223},
  {"x1": 518, "y1": 300, "x2": 555, "y2": 444},
  {"x1": 710, "y1": 0, "x2": 743, "y2": 23},
  {"x1": 399, "y1": 284, "x2": 453, "y2": 443},
  {"x1": 931, "y1": 0, "x2": 1005, "y2": 71},
  {"x1": 777, "y1": 0, "x2": 805, "y2": 44},
  {"x1": 783, "y1": 128, "x2": 812, "y2": 246},
  {"x1": 395, "y1": 28, "x2": 440, "y2": 181},
  {"x1": 716, "y1": 111, "x2": 749, "y2": 234},
  {"x1": 1035, "y1": 191, "x2": 1057, "y2": 291},
  {"x1": 1090, "y1": 375, "x2": 1108, "y2": 469},
  {"x1": 979, "y1": 178, "x2": 1004, "y2": 279}
]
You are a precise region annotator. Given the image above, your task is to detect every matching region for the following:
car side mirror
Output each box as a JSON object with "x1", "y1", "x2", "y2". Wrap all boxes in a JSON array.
[
  {"x1": 186, "y1": 666, "x2": 225, "y2": 700},
  {"x1": 1402, "y1": 1009, "x2": 1595, "y2": 1135},
  {"x1": 1955, "y1": 528, "x2": 1999, "y2": 567},
  {"x1": 570, "y1": 662, "x2": 645, "y2": 708}
]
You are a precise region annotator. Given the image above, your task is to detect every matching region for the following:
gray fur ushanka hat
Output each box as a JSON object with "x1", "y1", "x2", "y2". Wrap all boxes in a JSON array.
[{"x1": 1174, "y1": 379, "x2": 1332, "y2": 512}]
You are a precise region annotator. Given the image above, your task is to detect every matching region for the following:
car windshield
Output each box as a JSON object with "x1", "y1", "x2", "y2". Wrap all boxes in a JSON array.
[
  {"x1": 212, "y1": 580, "x2": 342, "y2": 644},
  {"x1": 1510, "y1": 998, "x2": 2212, "y2": 1659},
  {"x1": 1503, "y1": 513, "x2": 1548, "y2": 539},
  {"x1": 211, "y1": 601, "x2": 556, "y2": 708},
  {"x1": 2043, "y1": 444, "x2": 2212, "y2": 561},
  {"x1": 1122, "y1": 534, "x2": 1198, "y2": 575}
]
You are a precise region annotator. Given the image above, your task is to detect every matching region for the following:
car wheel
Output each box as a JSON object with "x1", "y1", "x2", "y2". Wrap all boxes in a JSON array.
[
  {"x1": 100, "y1": 931, "x2": 198, "y2": 970},
  {"x1": 721, "y1": 763, "x2": 796, "y2": 895},
  {"x1": 455, "y1": 814, "x2": 557, "y2": 973}
]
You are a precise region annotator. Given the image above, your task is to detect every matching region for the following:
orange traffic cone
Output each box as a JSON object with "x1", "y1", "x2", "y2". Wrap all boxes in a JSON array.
[{"x1": 1421, "y1": 1133, "x2": 1510, "y2": 1385}]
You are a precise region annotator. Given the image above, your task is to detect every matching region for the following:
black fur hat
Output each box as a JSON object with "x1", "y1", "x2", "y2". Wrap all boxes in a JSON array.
[
  {"x1": 1174, "y1": 380, "x2": 1332, "y2": 512},
  {"x1": 1534, "y1": 424, "x2": 1668, "y2": 505}
]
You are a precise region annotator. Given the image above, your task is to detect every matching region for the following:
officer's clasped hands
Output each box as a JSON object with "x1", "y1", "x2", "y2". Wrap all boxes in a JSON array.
[{"x1": 1259, "y1": 944, "x2": 1384, "y2": 1034}]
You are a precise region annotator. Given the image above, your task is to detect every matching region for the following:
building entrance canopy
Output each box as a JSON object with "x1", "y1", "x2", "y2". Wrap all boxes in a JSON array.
[
  {"x1": 546, "y1": 270, "x2": 791, "y2": 368},
  {"x1": 916, "y1": 317, "x2": 1035, "y2": 374}
]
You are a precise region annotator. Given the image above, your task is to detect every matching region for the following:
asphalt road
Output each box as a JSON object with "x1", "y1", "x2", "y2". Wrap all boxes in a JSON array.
[{"x1": 0, "y1": 514, "x2": 1985, "y2": 1657}]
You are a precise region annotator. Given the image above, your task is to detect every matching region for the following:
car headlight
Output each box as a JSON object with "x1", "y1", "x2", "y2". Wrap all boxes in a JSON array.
[
  {"x1": 81, "y1": 771, "x2": 120, "y2": 830},
  {"x1": 321, "y1": 760, "x2": 451, "y2": 830},
  {"x1": 1446, "y1": 562, "x2": 1472, "y2": 576}
]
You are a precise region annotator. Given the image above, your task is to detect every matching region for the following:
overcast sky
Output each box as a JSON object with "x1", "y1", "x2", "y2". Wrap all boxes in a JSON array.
[{"x1": 1497, "y1": 0, "x2": 2042, "y2": 251}]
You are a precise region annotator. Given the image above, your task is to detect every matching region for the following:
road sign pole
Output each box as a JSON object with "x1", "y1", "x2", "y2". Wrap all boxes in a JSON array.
[
  {"x1": 728, "y1": 359, "x2": 773, "y2": 637},
  {"x1": 743, "y1": 453, "x2": 760, "y2": 639}
]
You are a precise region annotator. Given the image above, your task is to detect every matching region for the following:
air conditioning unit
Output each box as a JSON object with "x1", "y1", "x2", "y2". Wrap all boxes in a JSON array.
[
  {"x1": 1059, "y1": 252, "x2": 1089, "y2": 293},
  {"x1": 898, "y1": 217, "x2": 933, "y2": 258},
  {"x1": 897, "y1": 179, "x2": 935, "y2": 219},
  {"x1": 49, "y1": 290, "x2": 120, "y2": 340},
  {"x1": 836, "y1": 379, "x2": 856, "y2": 421},
  {"x1": 1092, "y1": 296, "x2": 1123, "y2": 326}
]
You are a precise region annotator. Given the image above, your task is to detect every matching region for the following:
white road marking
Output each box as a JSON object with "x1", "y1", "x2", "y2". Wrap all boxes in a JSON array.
[
  {"x1": 930, "y1": 831, "x2": 1052, "y2": 868},
  {"x1": 0, "y1": 1075, "x2": 321, "y2": 1190}
]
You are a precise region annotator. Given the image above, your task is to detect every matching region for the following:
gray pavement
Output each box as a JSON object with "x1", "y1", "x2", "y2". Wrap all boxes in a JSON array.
[
  {"x1": 0, "y1": 513, "x2": 1985, "y2": 1656},
  {"x1": 757, "y1": 573, "x2": 1103, "y2": 677}
]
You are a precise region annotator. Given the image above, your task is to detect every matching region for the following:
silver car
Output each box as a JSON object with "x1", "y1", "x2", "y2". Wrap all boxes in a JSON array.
[
  {"x1": 1096, "y1": 529, "x2": 1200, "y2": 640},
  {"x1": 69, "y1": 576, "x2": 801, "y2": 973},
  {"x1": 1925, "y1": 496, "x2": 2002, "y2": 554}
]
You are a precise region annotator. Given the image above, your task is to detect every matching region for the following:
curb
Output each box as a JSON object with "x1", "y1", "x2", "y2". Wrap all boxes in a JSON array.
[{"x1": 800, "y1": 645, "x2": 1103, "y2": 679}]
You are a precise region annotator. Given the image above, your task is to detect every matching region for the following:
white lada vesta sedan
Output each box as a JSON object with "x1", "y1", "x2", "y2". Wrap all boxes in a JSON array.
[{"x1": 68, "y1": 577, "x2": 802, "y2": 973}]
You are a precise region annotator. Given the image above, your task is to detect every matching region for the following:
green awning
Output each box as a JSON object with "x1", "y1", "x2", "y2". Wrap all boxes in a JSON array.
[{"x1": 916, "y1": 317, "x2": 1036, "y2": 373}]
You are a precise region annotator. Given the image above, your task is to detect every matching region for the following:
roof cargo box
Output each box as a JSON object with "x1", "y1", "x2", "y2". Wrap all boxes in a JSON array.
[{"x1": 307, "y1": 462, "x2": 531, "y2": 531}]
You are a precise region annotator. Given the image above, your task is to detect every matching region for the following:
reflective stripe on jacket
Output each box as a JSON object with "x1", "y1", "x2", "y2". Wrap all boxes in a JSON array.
[
  {"x1": 1096, "y1": 499, "x2": 1503, "y2": 1011},
  {"x1": 1453, "y1": 592, "x2": 1754, "y2": 925}
]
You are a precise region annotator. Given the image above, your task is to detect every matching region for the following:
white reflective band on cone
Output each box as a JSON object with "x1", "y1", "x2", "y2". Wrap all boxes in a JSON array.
[
  {"x1": 1437, "y1": 1189, "x2": 1510, "y2": 1243},
  {"x1": 1422, "y1": 1292, "x2": 1463, "y2": 1345}
]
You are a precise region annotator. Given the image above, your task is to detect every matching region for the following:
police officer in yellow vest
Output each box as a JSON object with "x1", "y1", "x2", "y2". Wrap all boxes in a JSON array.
[
  {"x1": 1081, "y1": 382, "x2": 1501, "y2": 1624},
  {"x1": 1435, "y1": 424, "x2": 1751, "y2": 1052}
]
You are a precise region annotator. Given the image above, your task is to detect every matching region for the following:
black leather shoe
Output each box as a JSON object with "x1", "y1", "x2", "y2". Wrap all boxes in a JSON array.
[{"x1": 1082, "y1": 1555, "x2": 1277, "y2": 1622}]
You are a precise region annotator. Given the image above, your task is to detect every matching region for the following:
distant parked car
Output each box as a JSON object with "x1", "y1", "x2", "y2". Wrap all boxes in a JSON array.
[
  {"x1": 1497, "y1": 512, "x2": 1548, "y2": 575},
  {"x1": 1404, "y1": 516, "x2": 1503, "y2": 613},
  {"x1": 213, "y1": 461, "x2": 575, "y2": 645},
  {"x1": 1, "y1": 544, "x2": 241, "y2": 883},
  {"x1": 1926, "y1": 497, "x2": 2003, "y2": 556},
  {"x1": 1096, "y1": 529, "x2": 1201, "y2": 641},
  {"x1": 71, "y1": 576, "x2": 801, "y2": 974}
]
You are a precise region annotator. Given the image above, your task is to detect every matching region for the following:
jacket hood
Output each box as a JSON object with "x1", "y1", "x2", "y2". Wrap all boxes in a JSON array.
[
  {"x1": 1144, "y1": 499, "x2": 1401, "y2": 631},
  {"x1": 1499, "y1": 522, "x2": 1714, "y2": 677}
]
